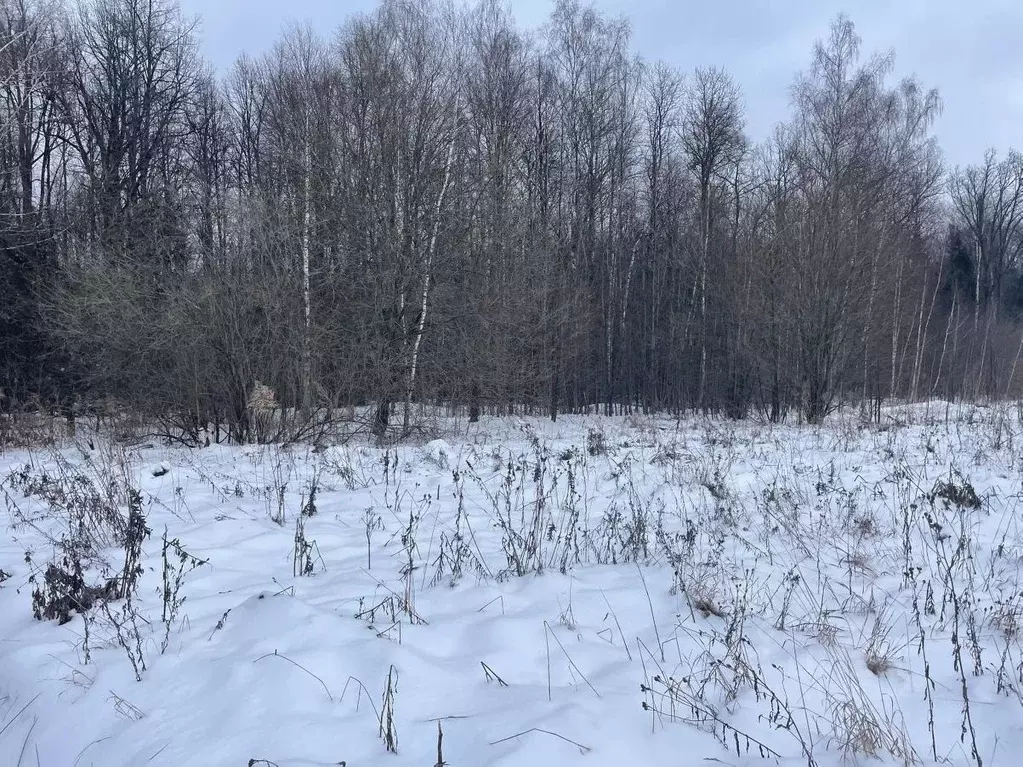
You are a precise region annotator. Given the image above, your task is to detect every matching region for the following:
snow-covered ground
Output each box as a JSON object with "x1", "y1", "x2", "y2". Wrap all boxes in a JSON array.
[{"x1": 3, "y1": 403, "x2": 1023, "y2": 766}]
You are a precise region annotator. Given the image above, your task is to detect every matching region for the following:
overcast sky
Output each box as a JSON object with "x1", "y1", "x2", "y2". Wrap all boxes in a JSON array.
[{"x1": 179, "y1": 0, "x2": 1022, "y2": 169}]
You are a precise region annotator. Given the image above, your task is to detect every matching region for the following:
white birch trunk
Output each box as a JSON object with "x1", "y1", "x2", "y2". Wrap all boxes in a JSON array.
[
  {"x1": 697, "y1": 198, "x2": 710, "y2": 410},
  {"x1": 911, "y1": 258, "x2": 943, "y2": 401},
  {"x1": 403, "y1": 118, "x2": 458, "y2": 434},
  {"x1": 862, "y1": 239, "x2": 879, "y2": 405},
  {"x1": 889, "y1": 252, "x2": 904, "y2": 397},
  {"x1": 933, "y1": 291, "x2": 957, "y2": 397},
  {"x1": 301, "y1": 113, "x2": 312, "y2": 416},
  {"x1": 1005, "y1": 329, "x2": 1023, "y2": 398}
]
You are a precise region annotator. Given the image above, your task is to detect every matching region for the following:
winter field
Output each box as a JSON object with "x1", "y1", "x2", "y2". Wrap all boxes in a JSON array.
[{"x1": 3, "y1": 404, "x2": 1023, "y2": 766}]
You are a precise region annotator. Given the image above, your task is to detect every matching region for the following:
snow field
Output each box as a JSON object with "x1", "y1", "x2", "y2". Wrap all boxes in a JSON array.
[{"x1": 2, "y1": 404, "x2": 1023, "y2": 766}]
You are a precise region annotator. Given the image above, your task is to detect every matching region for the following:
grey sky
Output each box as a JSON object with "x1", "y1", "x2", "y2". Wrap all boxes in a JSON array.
[{"x1": 180, "y1": 0, "x2": 1022, "y2": 169}]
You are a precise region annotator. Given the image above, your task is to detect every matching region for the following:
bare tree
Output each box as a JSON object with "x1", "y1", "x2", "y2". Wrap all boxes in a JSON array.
[
  {"x1": 680, "y1": 66, "x2": 744, "y2": 410},
  {"x1": 58, "y1": 0, "x2": 199, "y2": 259},
  {"x1": 7, "y1": 0, "x2": 1023, "y2": 437}
]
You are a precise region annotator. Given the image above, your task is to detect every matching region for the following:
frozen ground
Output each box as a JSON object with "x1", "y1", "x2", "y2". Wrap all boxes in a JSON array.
[{"x1": 2, "y1": 403, "x2": 1023, "y2": 766}]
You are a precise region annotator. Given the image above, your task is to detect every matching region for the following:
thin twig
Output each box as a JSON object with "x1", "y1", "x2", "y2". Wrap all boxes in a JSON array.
[
  {"x1": 253, "y1": 650, "x2": 333, "y2": 701},
  {"x1": 636, "y1": 563, "x2": 664, "y2": 663},
  {"x1": 481, "y1": 661, "x2": 509, "y2": 687},
  {"x1": 600, "y1": 589, "x2": 633, "y2": 661},
  {"x1": 489, "y1": 727, "x2": 591, "y2": 754},
  {"x1": 0, "y1": 693, "x2": 41, "y2": 739},
  {"x1": 16, "y1": 716, "x2": 37, "y2": 767},
  {"x1": 339, "y1": 676, "x2": 381, "y2": 722},
  {"x1": 543, "y1": 621, "x2": 601, "y2": 698}
]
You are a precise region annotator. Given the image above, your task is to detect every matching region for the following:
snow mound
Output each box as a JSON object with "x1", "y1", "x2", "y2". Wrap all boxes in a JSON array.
[{"x1": 421, "y1": 438, "x2": 453, "y2": 470}]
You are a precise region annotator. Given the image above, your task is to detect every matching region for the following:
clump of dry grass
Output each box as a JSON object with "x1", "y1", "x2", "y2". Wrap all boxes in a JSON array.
[
  {"x1": 823, "y1": 646, "x2": 918, "y2": 764},
  {"x1": 689, "y1": 586, "x2": 727, "y2": 620},
  {"x1": 864, "y1": 605, "x2": 901, "y2": 677}
]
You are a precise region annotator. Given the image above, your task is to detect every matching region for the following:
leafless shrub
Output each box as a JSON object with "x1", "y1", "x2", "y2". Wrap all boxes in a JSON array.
[
  {"x1": 989, "y1": 595, "x2": 1023, "y2": 639},
  {"x1": 5, "y1": 446, "x2": 134, "y2": 553},
  {"x1": 30, "y1": 551, "x2": 117, "y2": 625},
  {"x1": 292, "y1": 514, "x2": 322, "y2": 577},
  {"x1": 0, "y1": 412, "x2": 66, "y2": 451},
  {"x1": 160, "y1": 529, "x2": 207, "y2": 654},
  {"x1": 930, "y1": 469, "x2": 982, "y2": 511},
  {"x1": 320, "y1": 447, "x2": 371, "y2": 490},
  {"x1": 100, "y1": 595, "x2": 149, "y2": 682},
  {"x1": 586, "y1": 426, "x2": 608, "y2": 456}
]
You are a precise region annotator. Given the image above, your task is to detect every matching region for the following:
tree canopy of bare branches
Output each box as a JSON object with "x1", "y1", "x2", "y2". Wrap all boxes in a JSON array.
[{"x1": 0, "y1": 1, "x2": 1019, "y2": 436}]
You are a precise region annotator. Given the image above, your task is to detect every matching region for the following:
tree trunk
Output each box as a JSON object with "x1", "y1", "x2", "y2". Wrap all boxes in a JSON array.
[
  {"x1": 403, "y1": 115, "x2": 458, "y2": 435},
  {"x1": 373, "y1": 401, "x2": 390, "y2": 438},
  {"x1": 301, "y1": 116, "x2": 312, "y2": 416}
]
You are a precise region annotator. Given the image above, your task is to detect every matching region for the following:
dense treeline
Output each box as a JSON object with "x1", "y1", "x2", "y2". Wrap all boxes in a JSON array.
[{"x1": 1, "y1": 0, "x2": 1021, "y2": 441}]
